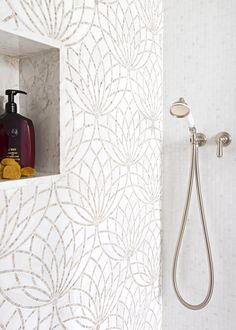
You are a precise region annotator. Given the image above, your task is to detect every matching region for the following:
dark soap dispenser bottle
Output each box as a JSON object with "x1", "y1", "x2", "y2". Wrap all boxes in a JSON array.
[{"x1": 0, "y1": 90, "x2": 35, "y2": 168}]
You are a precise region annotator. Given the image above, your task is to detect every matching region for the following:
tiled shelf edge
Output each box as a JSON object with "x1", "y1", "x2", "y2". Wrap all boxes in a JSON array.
[
  {"x1": 0, "y1": 24, "x2": 66, "y2": 190},
  {"x1": 0, "y1": 23, "x2": 62, "y2": 54},
  {"x1": 0, "y1": 173, "x2": 61, "y2": 190}
]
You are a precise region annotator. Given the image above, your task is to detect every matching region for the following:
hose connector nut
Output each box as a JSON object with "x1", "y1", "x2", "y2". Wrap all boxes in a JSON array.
[{"x1": 190, "y1": 132, "x2": 207, "y2": 147}]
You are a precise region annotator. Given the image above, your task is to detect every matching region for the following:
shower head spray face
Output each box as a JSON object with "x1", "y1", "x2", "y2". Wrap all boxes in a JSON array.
[
  {"x1": 170, "y1": 98, "x2": 190, "y2": 118},
  {"x1": 170, "y1": 98, "x2": 195, "y2": 128}
]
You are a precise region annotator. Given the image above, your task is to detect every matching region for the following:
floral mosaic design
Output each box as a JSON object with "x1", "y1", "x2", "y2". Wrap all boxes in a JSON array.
[{"x1": 0, "y1": 0, "x2": 162, "y2": 329}]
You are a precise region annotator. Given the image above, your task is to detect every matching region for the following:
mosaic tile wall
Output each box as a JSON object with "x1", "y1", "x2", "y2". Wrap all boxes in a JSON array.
[{"x1": 0, "y1": 1, "x2": 162, "y2": 329}]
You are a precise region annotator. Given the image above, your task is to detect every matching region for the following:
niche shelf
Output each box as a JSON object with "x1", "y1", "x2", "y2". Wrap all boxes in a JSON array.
[{"x1": 0, "y1": 24, "x2": 64, "y2": 190}]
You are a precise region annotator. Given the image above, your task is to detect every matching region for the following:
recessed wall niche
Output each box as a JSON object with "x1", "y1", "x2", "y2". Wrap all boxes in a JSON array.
[{"x1": 0, "y1": 25, "x2": 63, "y2": 189}]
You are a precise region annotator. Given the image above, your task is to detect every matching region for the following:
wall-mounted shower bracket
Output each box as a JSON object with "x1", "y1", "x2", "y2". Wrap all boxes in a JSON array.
[
  {"x1": 215, "y1": 132, "x2": 232, "y2": 158},
  {"x1": 190, "y1": 132, "x2": 207, "y2": 147}
]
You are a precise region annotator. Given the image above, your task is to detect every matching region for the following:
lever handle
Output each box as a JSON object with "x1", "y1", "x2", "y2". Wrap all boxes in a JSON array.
[
  {"x1": 215, "y1": 132, "x2": 231, "y2": 158},
  {"x1": 216, "y1": 138, "x2": 223, "y2": 158}
]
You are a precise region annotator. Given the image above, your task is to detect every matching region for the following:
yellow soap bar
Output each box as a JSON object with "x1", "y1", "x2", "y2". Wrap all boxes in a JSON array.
[
  {"x1": 1, "y1": 158, "x2": 18, "y2": 166},
  {"x1": 3, "y1": 165, "x2": 21, "y2": 179},
  {"x1": 0, "y1": 164, "x2": 4, "y2": 179},
  {"x1": 21, "y1": 167, "x2": 35, "y2": 177}
]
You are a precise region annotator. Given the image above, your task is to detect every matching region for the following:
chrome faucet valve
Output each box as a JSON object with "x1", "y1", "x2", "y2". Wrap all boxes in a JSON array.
[{"x1": 215, "y1": 132, "x2": 232, "y2": 158}]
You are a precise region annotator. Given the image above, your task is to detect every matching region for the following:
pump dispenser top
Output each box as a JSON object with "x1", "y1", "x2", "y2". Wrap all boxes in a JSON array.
[{"x1": 5, "y1": 90, "x2": 27, "y2": 113}]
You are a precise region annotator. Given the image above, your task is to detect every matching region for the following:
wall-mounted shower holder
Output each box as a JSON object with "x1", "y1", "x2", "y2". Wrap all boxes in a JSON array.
[
  {"x1": 190, "y1": 131, "x2": 207, "y2": 147},
  {"x1": 215, "y1": 132, "x2": 232, "y2": 158}
]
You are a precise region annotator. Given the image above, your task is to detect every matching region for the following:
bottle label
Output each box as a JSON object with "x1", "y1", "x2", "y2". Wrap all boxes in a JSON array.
[
  {"x1": 7, "y1": 147, "x2": 20, "y2": 162},
  {"x1": 8, "y1": 128, "x2": 18, "y2": 138},
  {"x1": 5, "y1": 126, "x2": 21, "y2": 164}
]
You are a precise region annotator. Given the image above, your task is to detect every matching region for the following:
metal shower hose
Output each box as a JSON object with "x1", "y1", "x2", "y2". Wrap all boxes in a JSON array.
[{"x1": 172, "y1": 129, "x2": 214, "y2": 310}]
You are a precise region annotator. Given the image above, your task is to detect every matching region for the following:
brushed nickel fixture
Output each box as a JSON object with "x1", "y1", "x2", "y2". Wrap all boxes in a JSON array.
[
  {"x1": 170, "y1": 98, "x2": 195, "y2": 128},
  {"x1": 170, "y1": 98, "x2": 214, "y2": 311},
  {"x1": 215, "y1": 132, "x2": 232, "y2": 158},
  {"x1": 190, "y1": 131, "x2": 207, "y2": 147}
]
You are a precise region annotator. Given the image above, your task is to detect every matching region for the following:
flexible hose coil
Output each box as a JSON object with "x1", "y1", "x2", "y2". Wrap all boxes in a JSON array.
[{"x1": 172, "y1": 130, "x2": 214, "y2": 310}]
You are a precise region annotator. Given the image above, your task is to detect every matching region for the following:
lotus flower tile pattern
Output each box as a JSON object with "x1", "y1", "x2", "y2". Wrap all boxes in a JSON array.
[{"x1": 0, "y1": 0, "x2": 162, "y2": 329}]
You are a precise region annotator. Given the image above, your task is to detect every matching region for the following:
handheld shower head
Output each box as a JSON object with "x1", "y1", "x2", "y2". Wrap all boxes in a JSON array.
[{"x1": 170, "y1": 98, "x2": 195, "y2": 129}]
